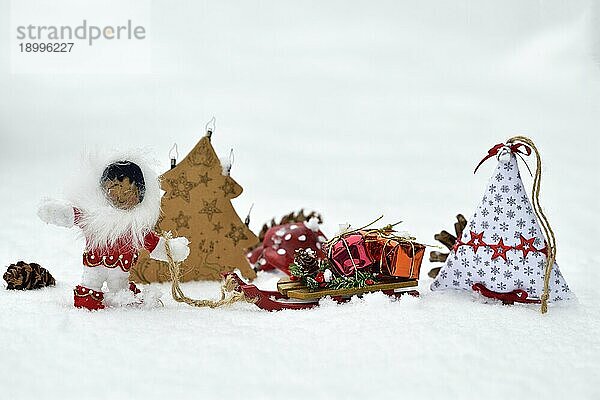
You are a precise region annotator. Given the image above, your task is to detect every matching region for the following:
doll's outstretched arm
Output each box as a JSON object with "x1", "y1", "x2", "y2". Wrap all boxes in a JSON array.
[
  {"x1": 37, "y1": 198, "x2": 77, "y2": 228},
  {"x1": 145, "y1": 231, "x2": 190, "y2": 263}
]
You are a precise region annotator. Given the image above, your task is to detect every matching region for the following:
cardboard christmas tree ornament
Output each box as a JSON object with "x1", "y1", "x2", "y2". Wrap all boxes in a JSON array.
[
  {"x1": 431, "y1": 136, "x2": 574, "y2": 313},
  {"x1": 131, "y1": 131, "x2": 258, "y2": 283}
]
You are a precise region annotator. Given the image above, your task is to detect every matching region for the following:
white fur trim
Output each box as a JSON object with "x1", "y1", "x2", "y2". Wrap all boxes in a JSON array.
[
  {"x1": 37, "y1": 198, "x2": 75, "y2": 228},
  {"x1": 149, "y1": 237, "x2": 190, "y2": 262},
  {"x1": 66, "y1": 148, "x2": 162, "y2": 251}
]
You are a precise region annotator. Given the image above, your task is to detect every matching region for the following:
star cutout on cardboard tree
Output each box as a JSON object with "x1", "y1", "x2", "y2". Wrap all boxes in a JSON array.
[
  {"x1": 199, "y1": 199, "x2": 222, "y2": 221},
  {"x1": 198, "y1": 172, "x2": 213, "y2": 187},
  {"x1": 166, "y1": 172, "x2": 198, "y2": 203},
  {"x1": 172, "y1": 211, "x2": 192, "y2": 230},
  {"x1": 219, "y1": 177, "x2": 237, "y2": 197},
  {"x1": 490, "y1": 238, "x2": 511, "y2": 262},
  {"x1": 188, "y1": 141, "x2": 216, "y2": 167},
  {"x1": 212, "y1": 222, "x2": 223, "y2": 232},
  {"x1": 225, "y1": 223, "x2": 248, "y2": 246}
]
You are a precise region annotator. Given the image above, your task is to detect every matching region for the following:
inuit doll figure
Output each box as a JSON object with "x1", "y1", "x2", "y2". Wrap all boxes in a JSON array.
[{"x1": 38, "y1": 153, "x2": 190, "y2": 310}]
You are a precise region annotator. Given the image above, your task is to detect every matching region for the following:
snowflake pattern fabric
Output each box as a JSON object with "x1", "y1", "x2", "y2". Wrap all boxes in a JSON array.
[{"x1": 431, "y1": 154, "x2": 573, "y2": 302}]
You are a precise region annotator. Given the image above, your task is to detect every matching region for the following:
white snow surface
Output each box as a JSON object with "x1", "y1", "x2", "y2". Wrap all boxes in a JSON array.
[{"x1": 1, "y1": 1, "x2": 599, "y2": 399}]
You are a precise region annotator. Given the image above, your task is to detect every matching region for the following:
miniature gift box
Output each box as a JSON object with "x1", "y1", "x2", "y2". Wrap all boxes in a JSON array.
[
  {"x1": 326, "y1": 233, "x2": 374, "y2": 276},
  {"x1": 365, "y1": 233, "x2": 425, "y2": 280}
]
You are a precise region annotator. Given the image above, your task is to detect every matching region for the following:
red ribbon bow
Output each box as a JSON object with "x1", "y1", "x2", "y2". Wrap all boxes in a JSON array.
[{"x1": 474, "y1": 142, "x2": 532, "y2": 174}]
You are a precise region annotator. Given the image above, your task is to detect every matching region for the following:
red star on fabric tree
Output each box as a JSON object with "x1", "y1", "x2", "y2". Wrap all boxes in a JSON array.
[
  {"x1": 466, "y1": 231, "x2": 486, "y2": 253},
  {"x1": 514, "y1": 235, "x2": 536, "y2": 258},
  {"x1": 490, "y1": 238, "x2": 511, "y2": 262},
  {"x1": 452, "y1": 238, "x2": 463, "y2": 252}
]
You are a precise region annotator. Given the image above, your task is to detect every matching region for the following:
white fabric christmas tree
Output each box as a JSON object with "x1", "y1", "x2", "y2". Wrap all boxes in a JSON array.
[{"x1": 431, "y1": 145, "x2": 573, "y2": 303}]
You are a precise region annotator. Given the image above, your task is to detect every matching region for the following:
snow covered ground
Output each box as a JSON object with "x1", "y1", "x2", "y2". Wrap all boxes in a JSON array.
[{"x1": 1, "y1": 1, "x2": 599, "y2": 399}]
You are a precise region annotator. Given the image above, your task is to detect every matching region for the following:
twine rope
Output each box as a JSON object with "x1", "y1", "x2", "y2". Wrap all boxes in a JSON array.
[
  {"x1": 506, "y1": 136, "x2": 556, "y2": 314},
  {"x1": 162, "y1": 232, "x2": 257, "y2": 308}
]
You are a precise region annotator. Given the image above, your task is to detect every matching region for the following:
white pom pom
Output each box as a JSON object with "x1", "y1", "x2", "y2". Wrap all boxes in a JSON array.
[
  {"x1": 498, "y1": 146, "x2": 512, "y2": 163},
  {"x1": 149, "y1": 236, "x2": 190, "y2": 262},
  {"x1": 168, "y1": 237, "x2": 190, "y2": 262}
]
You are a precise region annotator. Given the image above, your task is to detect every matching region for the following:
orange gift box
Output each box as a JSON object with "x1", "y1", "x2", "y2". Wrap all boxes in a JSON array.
[{"x1": 365, "y1": 233, "x2": 425, "y2": 279}]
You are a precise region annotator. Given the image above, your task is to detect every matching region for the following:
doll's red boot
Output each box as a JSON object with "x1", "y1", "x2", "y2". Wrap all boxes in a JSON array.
[
  {"x1": 73, "y1": 285, "x2": 105, "y2": 310},
  {"x1": 129, "y1": 281, "x2": 141, "y2": 295}
]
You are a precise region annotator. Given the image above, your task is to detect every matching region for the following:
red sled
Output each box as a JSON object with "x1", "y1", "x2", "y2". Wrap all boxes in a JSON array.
[
  {"x1": 472, "y1": 283, "x2": 540, "y2": 305},
  {"x1": 222, "y1": 272, "x2": 419, "y2": 312}
]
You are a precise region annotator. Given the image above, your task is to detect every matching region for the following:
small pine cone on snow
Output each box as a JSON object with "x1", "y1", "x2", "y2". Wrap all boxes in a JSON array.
[
  {"x1": 293, "y1": 248, "x2": 319, "y2": 275},
  {"x1": 3, "y1": 261, "x2": 56, "y2": 290}
]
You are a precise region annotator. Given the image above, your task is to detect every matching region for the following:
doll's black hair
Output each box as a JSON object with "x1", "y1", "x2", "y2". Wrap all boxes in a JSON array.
[{"x1": 101, "y1": 161, "x2": 146, "y2": 202}]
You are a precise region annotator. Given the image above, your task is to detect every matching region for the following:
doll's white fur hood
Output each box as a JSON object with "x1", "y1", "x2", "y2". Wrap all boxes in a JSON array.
[{"x1": 67, "y1": 149, "x2": 161, "y2": 251}]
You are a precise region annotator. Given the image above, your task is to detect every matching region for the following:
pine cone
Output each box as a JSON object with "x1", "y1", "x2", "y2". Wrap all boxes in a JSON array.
[
  {"x1": 293, "y1": 248, "x2": 319, "y2": 275},
  {"x1": 3, "y1": 261, "x2": 56, "y2": 290},
  {"x1": 428, "y1": 214, "x2": 467, "y2": 278}
]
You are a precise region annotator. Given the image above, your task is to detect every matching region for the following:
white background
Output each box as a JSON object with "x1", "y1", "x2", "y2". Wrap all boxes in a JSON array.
[{"x1": 0, "y1": 1, "x2": 599, "y2": 399}]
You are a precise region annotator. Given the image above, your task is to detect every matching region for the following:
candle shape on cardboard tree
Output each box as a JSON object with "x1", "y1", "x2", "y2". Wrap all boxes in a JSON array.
[{"x1": 169, "y1": 143, "x2": 178, "y2": 170}]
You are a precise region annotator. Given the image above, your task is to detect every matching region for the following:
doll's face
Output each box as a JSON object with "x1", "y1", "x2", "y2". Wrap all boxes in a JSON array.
[{"x1": 102, "y1": 177, "x2": 141, "y2": 210}]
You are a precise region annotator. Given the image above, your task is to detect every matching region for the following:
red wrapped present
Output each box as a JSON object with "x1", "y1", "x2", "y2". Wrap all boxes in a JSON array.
[{"x1": 325, "y1": 233, "x2": 374, "y2": 276}]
